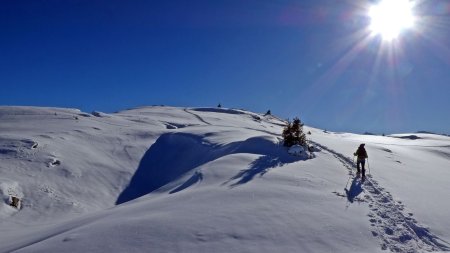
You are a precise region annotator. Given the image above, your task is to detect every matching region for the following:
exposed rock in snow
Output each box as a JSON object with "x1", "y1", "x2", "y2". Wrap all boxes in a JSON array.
[{"x1": 91, "y1": 111, "x2": 110, "y2": 117}]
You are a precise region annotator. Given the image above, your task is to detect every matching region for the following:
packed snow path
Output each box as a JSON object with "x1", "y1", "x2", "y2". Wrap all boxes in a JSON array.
[{"x1": 312, "y1": 141, "x2": 450, "y2": 252}]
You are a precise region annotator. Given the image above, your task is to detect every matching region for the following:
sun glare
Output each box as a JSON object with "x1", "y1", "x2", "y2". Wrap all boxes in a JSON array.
[{"x1": 369, "y1": 0, "x2": 415, "y2": 41}]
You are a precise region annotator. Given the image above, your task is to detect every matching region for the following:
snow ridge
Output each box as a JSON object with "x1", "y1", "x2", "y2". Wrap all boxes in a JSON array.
[
  {"x1": 312, "y1": 141, "x2": 450, "y2": 252},
  {"x1": 183, "y1": 108, "x2": 211, "y2": 125}
]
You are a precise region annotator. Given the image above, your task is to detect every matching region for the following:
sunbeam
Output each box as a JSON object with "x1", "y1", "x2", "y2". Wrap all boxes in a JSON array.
[{"x1": 369, "y1": 0, "x2": 416, "y2": 41}]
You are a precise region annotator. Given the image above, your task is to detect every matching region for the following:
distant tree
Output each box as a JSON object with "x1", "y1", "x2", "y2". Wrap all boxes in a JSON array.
[
  {"x1": 217, "y1": 103, "x2": 222, "y2": 108},
  {"x1": 282, "y1": 120, "x2": 294, "y2": 147},
  {"x1": 292, "y1": 117, "x2": 307, "y2": 146},
  {"x1": 282, "y1": 117, "x2": 307, "y2": 147}
]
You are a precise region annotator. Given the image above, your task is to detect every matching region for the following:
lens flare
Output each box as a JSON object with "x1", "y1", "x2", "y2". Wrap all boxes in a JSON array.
[{"x1": 369, "y1": 0, "x2": 415, "y2": 41}]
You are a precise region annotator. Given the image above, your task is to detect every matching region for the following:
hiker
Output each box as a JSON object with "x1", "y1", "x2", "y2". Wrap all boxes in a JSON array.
[{"x1": 354, "y1": 144, "x2": 368, "y2": 178}]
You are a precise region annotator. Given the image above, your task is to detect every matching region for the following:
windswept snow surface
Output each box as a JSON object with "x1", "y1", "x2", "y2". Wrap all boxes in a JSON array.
[{"x1": 0, "y1": 106, "x2": 449, "y2": 253}]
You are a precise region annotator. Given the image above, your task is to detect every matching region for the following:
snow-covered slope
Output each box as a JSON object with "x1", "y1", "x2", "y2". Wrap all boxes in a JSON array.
[{"x1": 0, "y1": 106, "x2": 449, "y2": 253}]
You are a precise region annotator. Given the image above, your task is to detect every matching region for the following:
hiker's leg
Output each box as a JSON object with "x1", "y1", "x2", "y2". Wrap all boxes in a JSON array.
[{"x1": 361, "y1": 160, "x2": 366, "y2": 177}]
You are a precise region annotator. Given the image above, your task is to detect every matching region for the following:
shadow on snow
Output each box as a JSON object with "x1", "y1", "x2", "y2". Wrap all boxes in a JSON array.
[
  {"x1": 116, "y1": 132, "x2": 305, "y2": 205},
  {"x1": 169, "y1": 171, "x2": 203, "y2": 194},
  {"x1": 226, "y1": 154, "x2": 301, "y2": 187},
  {"x1": 345, "y1": 177, "x2": 364, "y2": 203}
]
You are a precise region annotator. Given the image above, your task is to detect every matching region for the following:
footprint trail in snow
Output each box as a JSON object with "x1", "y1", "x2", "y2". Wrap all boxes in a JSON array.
[{"x1": 311, "y1": 141, "x2": 450, "y2": 253}]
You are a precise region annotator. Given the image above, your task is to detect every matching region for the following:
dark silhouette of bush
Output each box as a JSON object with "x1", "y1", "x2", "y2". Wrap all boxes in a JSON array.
[{"x1": 282, "y1": 117, "x2": 307, "y2": 147}]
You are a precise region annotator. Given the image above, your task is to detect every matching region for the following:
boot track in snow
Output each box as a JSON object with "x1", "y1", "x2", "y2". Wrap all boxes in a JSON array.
[{"x1": 311, "y1": 141, "x2": 450, "y2": 253}]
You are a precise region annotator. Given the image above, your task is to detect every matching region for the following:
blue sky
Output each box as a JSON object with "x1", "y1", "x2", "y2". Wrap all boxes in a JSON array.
[{"x1": 1, "y1": 0, "x2": 449, "y2": 134}]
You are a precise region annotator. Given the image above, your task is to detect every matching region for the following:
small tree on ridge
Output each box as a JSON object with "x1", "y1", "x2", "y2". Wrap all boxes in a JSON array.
[{"x1": 282, "y1": 117, "x2": 307, "y2": 147}]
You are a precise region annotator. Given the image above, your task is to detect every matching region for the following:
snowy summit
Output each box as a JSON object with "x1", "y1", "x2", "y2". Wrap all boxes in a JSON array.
[{"x1": 0, "y1": 106, "x2": 449, "y2": 253}]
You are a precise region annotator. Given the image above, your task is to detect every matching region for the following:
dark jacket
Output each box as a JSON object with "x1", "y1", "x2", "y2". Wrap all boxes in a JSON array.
[{"x1": 354, "y1": 146, "x2": 368, "y2": 160}]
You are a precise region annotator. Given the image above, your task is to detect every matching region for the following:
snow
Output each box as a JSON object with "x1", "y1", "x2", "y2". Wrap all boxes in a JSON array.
[
  {"x1": 287, "y1": 144, "x2": 306, "y2": 157},
  {"x1": 0, "y1": 105, "x2": 449, "y2": 252}
]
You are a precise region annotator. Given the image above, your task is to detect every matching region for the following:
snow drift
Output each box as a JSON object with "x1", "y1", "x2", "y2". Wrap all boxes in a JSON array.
[{"x1": 0, "y1": 106, "x2": 449, "y2": 253}]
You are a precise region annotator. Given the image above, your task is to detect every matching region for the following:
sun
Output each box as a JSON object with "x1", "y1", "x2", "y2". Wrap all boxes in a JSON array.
[{"x1": 369, "y1": 0, "x2": 416, "y2": 41}]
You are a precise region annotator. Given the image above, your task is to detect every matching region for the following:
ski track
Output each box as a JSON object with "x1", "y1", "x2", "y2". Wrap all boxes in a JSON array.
[
  {"x1": 183, "y1": 108, "x2": 211, "y2": 125},
  {"x1": 311, "y1": 141, "x2": 450, "y2": 253},
  {"x1": 183, "y1": 108, "x2": 282, "y2": 137}
]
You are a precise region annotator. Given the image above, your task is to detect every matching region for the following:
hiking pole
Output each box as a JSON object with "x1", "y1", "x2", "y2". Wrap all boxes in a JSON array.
[{"x1": 367, "y1": 158, "x2": 371, "y2": 175}]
